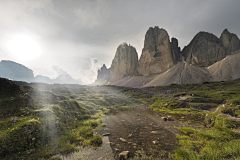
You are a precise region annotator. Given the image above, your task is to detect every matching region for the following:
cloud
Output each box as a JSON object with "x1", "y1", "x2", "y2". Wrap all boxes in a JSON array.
[
  {"x1": 52, "y1": 65, "x2": 67, "y2": 75},
  {"x1": 74, "y1": 58, "x2": 101, "y2": 84}
]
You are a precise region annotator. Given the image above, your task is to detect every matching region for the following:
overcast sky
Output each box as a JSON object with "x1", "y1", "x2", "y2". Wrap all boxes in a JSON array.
[{"x1": 0, "y1": 0, "x2": 240, "y2": 84}]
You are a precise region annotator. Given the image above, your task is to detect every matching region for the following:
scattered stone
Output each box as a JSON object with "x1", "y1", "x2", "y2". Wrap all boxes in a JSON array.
[
  {"x1": 128, "y1": 142, "x2": 132, "y2": 145},
  {"x1": 10, "y1": 117, "x2": 18, "y2": 124},
  {"x1": 151, "y1": 131, "x2": 160, "y2": 134},
  {"x1": 127, "y1": 134, "x2": 132, "y2": 138},
  {"x1": 120, "y1": 138, "x2": 127, "y2": 143},
  {"x1": 102, "y1": 133, "x2": 111, "y2": 136},
  {"x1": 161, "y1": 117, "x2": 167, "y2": 121},
  {"x1": 152, "y1": 140, "x2": 159, "y2": 145},
  {"x1": 97, "y1": 157, "x2": 102, "y2": 160},
  {"x1": 132, "y1": 143, "x2": 137, "y2": 146},
  {"x1": 119, "y1": 151, "x2": 129, "y2": 160},
  {"x1": 114, "y1": 148, "x2": 120, "y2": 152},
  {"x1": 167, "y1": 116, "x2": 174, "y2": 121}
]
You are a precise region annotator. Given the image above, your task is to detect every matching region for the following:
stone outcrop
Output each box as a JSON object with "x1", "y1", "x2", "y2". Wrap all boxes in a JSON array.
[
  {"x1": 110, "y1": 43, "x2": 138, "y2": 81},
  {"x1": 138, "y1": 26, "x2": 177, "y2": 76},
  {"x1": 220, "y1": 29, "x2": 240, "y2": 54},
  {"x1": 0, "y1": 60, "x2": 34, "y2": 82},
  {"x1": 181, "y1": 32, "x2": 227, "y2": 67},
  {"x1": 171, "y1": 37, "x2": 181, "y2": 62},
  {"x1": 97, "y1": 64, "x2": 110, "y2": 82}
]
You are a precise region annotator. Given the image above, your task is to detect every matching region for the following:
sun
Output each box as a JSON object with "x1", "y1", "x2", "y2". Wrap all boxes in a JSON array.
[{"x1": 7, "y1": 35, "x2": 41, "y2": 61}]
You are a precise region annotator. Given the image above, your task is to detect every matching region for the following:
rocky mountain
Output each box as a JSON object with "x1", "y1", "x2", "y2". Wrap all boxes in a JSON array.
[
  {"x1": 181, "y1": 32, "x2": 227, "y2": 67},
  {"x1": 96, "y1": 64, "x2": 110, "y2": 82},
  {"x1": 95, "y1": 27, "x2": 240, "y2": 88},
  {"x1": 138, "y1": 26, "x2": 179, "y2": 76},
  {"x1": 0, "y1": 60, "x2": 80, "y2": 84},
  {"x1": 220, "y1": 29, "x2": 240, "y2": 53},
  {"x1": 0, "y1": 60, "x2": 34, "y2": 82},
  {"x1": 110, "y1": 43, "x2": 138, "y2": 81}
]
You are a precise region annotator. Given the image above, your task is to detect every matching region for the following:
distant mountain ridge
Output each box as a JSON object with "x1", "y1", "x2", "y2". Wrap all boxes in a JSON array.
[
  {"x1": 0, "y1": 60, "x2": 80, "y2": 84},
  {"x1": 95, "y1": 27, "x2": 240, "y2": 88}
]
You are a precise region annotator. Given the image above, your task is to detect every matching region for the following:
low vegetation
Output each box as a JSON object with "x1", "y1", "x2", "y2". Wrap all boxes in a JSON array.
[{"x1": 1, "y1": 79, "x2": 240, "y2": 159}]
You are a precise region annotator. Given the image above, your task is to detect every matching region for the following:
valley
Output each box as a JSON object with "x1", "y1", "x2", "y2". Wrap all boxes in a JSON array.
[{"x1": 1, "y1": 77, "x2": 240, "y2": 159}]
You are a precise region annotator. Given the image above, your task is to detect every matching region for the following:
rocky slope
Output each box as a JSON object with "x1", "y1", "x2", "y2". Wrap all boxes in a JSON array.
[
  {"x1": 181, "y1": 32, "x2": 227, "y2": 67},
  {"x1": 95, "y1": 27, "x2": 240, "y2": 88},
  {"x1": 96, "y1": 64, "x2": 110, "y2": 82},
  {"x1": 138, "y1": 26, "x2": 179, "y2": 76},
  {"x1": 110, "y1": 43, "x2": 138, "y2": 81}
]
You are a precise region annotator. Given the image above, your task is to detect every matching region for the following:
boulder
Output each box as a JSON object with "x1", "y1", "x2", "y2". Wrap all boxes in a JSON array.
[
  {"x1": 119, "y1": 151, "x2": 129, "y2": 160},
  {"x1": 220, "y1": 29, "x2": 240, "y2": 54},
  {"x1": 181, "y1": 32, "x2": 227, "y2": 67},
  {"x1": 110, "y1": 43, "x2": 138, "y2": 81},
  {"x1": 138, "y1": 26, "x2": 176, "y2": 76}
]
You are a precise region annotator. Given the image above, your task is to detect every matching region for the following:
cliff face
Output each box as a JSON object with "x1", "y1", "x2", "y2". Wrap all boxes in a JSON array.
[
  {"x1": 138, "y1": 26, "x2": 177, "y2": 76},
  {"x1": 220, "y1": 29, "x2": 240, "y2": 54},
  {"x1": 181, "y1": 32, "x2": 227, "y2": 67},
  {"x1": 0, "y1": 60, "x2": 34, "y2": 82},
  {"x1": 110, "y1": 43, "x2": 138, "y2": 81},
  {"x1": 97, "y1": 64, "x2": 110, "y2": 82}
]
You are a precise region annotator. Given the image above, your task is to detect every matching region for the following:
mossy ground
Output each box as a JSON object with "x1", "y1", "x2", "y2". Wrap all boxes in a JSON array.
[
  {"x1": 147, "y1": 80, "x2": 240, "y2": 160},
  {"x1": 2, "y1": 79, "x2": 240, "y2": 159},
  {"x1": 0, "y1": 83, "x2": 140, "y2": 160}
]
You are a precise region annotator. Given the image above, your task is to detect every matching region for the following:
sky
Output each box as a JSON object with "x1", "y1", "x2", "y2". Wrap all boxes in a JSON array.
[{"x1": 0, "y1": 0, "x2": 240, "y2": 84}]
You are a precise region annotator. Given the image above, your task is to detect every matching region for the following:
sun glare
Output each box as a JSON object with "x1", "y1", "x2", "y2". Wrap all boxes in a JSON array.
[{"x1": 7, "y1": 35, "x2": 41, "y2": 61}]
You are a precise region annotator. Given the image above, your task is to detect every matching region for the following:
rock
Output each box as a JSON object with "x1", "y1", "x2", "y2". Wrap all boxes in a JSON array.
[
  {"x1": 171, "y1": 37, "x2": 181, "y2": 62},
  {"x1": 96, "y1": 64, "x2": 110, "y2": 82},
  {"x1": 220, "y1": 29, "x2": 240, "y2": 54},
  {"x1": 138, "y1": 26, "x2": 176, "y2": 76},
  {"x1": 120, "y1": 138, "x2": 127, "y2": 143},
  {"x1": 102, "y1": 133, "x2": 111, "y2": 136},
  {"x1": 167, "y1": 116, "x2": 174, "y2": 121},
  {"x1": 114, "y1": 148, "x2": 120, "y2": 152},
  {"x1": 127, "y1": 134, "x2": 132, "y2": 138},
  {"x1": 128, "y1": 142, "x2": 132, "y2": 145},
  {"x1": 119, "y1": 151, "x2": 129, "y2": 160},
  {"x1": 151, "y1": 131, "x2": 160, "y2": 134},
  {"x1": 10, "y1": 117, "x2": 18, "y2": 124},
  {"x1": 152, "y1": 140, "x2": 159, "y2": 145},
  {"x1": 132, "y1": 143, "x2": 137, "y2": 146},
  {"x1": 181, "y1": 31, "x2": 227, "y2": 67},
  {"x1": 110, "y1": 43, "x2": 138, "y2": 81},
  {"x1": 161, "y1": 117, "x2": 167, "y2": 121}
]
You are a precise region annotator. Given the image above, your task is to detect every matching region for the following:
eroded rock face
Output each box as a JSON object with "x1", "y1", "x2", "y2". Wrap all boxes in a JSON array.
[
  {"x1": 110, "y1": 43, "x2": 138, "y2": 81},
  {"x1": 97, "y1": 64, "x2": 110, "y2": 82},
  {"x1": 171, "y1": 37, "x2": 181, "y2": 62},
  {"x1": 181, "y1": 32, "x2": 227, "y2": 67},
  {"x1": 138, "y1": 26, "x2": 176, "y2": 76},
  {"x1": 220, "y1": 29, "x2": 240, "y2": 54}
]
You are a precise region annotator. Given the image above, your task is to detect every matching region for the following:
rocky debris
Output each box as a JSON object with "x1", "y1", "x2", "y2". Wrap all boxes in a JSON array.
[
  {"x1": 152, "y1": 140, "x2": 159, "y2": 145},
  {"x1": 220, "y1": 29, "x2": 240, "y2": 54},
  {"x1": 119, "y1": 151, "x2": 129, "y2": 160},
  {"x1": 102, "y1": 133, "x2": 111, "y2": 136},
  {"x1": 22, "y1": 123, "x2": 34, "y2": 135},
  {"x1": 110, "y1": 43, "x2": 138, "y2": 81},
  {"x1": 120, "y1": 137, "x2": 127, "y2": 143},
  {"x1": 181, "y1": 31, "x2": 227, "y2": 67},
  {"x1": 96, "y1": 64, "x2": 110, "y2": 82},
  {"x1": 161, "y1": 117, "x2": 168, "y2": 121},
  {"x1": 127, "y1": 133, "x2": 132, "y2": 138},
  {"x1": 209, "y1": 50, "x2": 240, "y2": 81},
  {"x1": 138, "y1": 26, "x2": 176, "y2": 76},
  {"x1": 171, "y1": 37, "x2": 181, "y2": 62},
  {"x1": 167, "y1": 116, "x2": 174, "y2": 121},
  {"x1": 10, "y1": 117, "x2": 18, "y2": 125},
  {"x1": 114, "y1": 148, "x2": 120, "y2": 152},
  {"x1": 151, "y1": 131, "x2": 161, "y2": 134}
]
